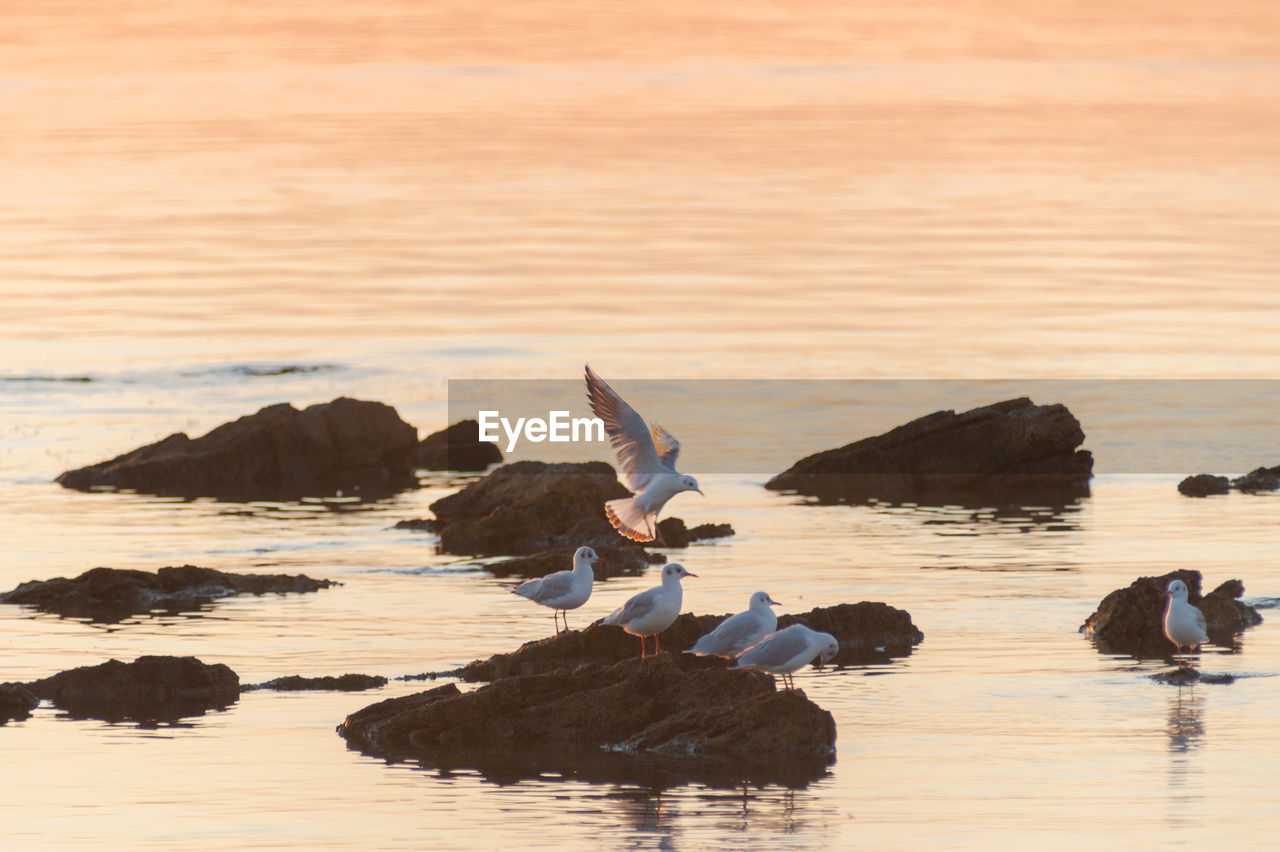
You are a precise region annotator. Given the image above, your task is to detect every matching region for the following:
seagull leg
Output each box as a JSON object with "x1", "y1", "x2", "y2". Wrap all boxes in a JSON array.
[
  {"x1": 655, "y1": 634, "x2": 662, "y2": 654},
  {"x1": 561, "y1": 611, "x2": 570, "y2": 634},
  {"x1": 639, "y1": 635, "x2": 647, "y2": 657}
]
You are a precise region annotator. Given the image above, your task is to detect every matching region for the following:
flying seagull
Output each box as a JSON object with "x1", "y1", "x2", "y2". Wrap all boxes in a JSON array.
[{"x1": 584, "y1": 364, "x2": 702, "y2": 544}]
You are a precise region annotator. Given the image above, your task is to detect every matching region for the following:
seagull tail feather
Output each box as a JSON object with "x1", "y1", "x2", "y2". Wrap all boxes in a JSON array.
[{"x1": 604, "y1": 497, "x2": 655, "y2": 542}]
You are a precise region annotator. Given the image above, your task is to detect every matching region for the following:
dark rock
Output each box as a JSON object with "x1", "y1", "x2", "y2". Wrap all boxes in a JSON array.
[
  {"x1": 247, "y1": 674, "x2": 387, "y2": 692},
  {"x1": 688, "y1": 522, "x2": 735, "y2": 541},
  {"x1": 765, "y1": 397, "x2": 1092, "y2": 503},
  {"x1": 393, "y1": 518, "x2": 440, "y2": 533},
  {"x1": 1, "y1": 683, "x2": 39, "y2": 723},
  {"x1": 486, "y1": 545, "x2": 651, "y2": 581},
  {"x1": 1231, "y1": 466, "x2": 1280, "y2": 493},
  {"x1": 1080, "y1": 570, "x2": 1262, "y2": 658},
  {"x1": 338, "y1": 654, "x2": 835, "y2": 788},
  {"x1": 56, "y1": 397, "x2": 419, "y2": 500},
  {"x1": 27, "y1": 655, "x2": 239, "y2": 723},
  {"x1": 414, "y1": 419, "x2": 503, "y2": 472},
  {"x1": 655, "y1": 518, "x2": 737, "y2": 548},
  {"x1": 1177, "y1": 474, "x2": 1231, "y2": 497},
  {"x1": 1, "y1": 565, "x2": 339, "y2": 623},
  {"x1": 1150, "y1": 668, "x2": 1235, "y2": 685},
  {"x1": 455, "y1": 601, "x2": 922, "y2": 682}
]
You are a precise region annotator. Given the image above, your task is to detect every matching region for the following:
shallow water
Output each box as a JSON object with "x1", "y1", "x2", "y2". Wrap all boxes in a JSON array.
[{"x1": 4, "y1": 2, "x2": 1280, "y2": 849}]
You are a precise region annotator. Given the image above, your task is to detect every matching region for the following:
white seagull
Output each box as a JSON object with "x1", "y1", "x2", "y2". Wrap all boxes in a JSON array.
[
  {"x1": 1163, "y1": 578, "x2": 1208, "y2": 667},
  {"x1": 689, "y1": 591, "x2": 781, "y2": 658},
  {"x1": 602, "y1": 562, "x2": 697, "y2": 656},
  {"x1": 511, "y1": 545, "x2": 602, "y2": 635},
  {"x1": 584, "y1": 364, "x2": 703, "y2": 544},
  {"x1": 734, "y1": 624, "x2": 840, "y2": 692}
]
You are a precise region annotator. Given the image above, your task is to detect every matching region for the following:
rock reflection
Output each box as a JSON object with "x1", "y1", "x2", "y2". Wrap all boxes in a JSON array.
[{"x1": 1165, "y1": 683, "x2": 1205, "y2": 828}]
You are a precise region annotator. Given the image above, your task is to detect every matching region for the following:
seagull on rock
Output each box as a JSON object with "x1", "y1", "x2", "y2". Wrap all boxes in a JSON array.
[
  {"x1": 1164, "y1": 578, "x2": 1208, "y2": 667},
  {"x1": 602, "y1": 562, "x2": 697, "y2": 656},
  {"x1": 584, "y1": 364, "x2": 702, "y2": 544},
  {"x1": 689, "y1": 591, "x2": 781, "y2": 658},
  {"x1": 734, "y1": 624, "x2": 840, "y2": 692},
  {"x1": 511, "y1": 545, "x2": 601, "y2": 635}
]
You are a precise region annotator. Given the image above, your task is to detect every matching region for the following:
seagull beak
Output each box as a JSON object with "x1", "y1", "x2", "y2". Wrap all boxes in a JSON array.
[
  {"x1": 770, "y1": 599, "x2": 781, "y2": 607},
  {"x1": 696, "y1": 488, "x2": 705, "y2": 496},
  {"x1": 685, "y1": 571, "x2": 699, "y2": 578}
]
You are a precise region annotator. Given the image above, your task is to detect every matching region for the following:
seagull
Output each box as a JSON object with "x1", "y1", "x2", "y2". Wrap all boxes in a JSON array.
[
  {"x1": 689, "y1": 591, "x2": 781, "y2": 658},
  {"x1": 511, "y1": 545, "x2": 602, "y2": 635},
  {"x1": 584, "y1": 364, "x2": 703, "y2": 544},
  {"x1": 733, "y1": 624, "x2": 840, "y2": 692},
  {"x1": 1163, "y1": 578, "x2": 1208, "y2": 667},
  {"x1": 602, "y1": 562, "x2": 697, "y2": 656}
]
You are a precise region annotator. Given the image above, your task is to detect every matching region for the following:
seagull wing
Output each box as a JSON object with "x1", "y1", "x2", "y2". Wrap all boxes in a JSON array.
[
  {"x1": 649, "y1": 422, "x2": 681, "y2": 471},
  {"x1": 604, "y1": 586, "x2": 659, "y2": 627},
  {"x1": 516, "y1": 570, "x2": 574, "y2": 605},
  {"x1": 585, "y1": 365, "x2": 667, "y2": 491},
  {"x1": 737, "y1": 626, "x2": 811, "y2": 670},
  {"x1": 694, "y1": 612, "x2": 764, "y2": 656}
]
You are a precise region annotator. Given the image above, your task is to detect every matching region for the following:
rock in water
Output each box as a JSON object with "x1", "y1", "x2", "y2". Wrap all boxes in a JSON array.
[
  {"x1": 1, "y1": 565, "x2": 339, "y2": 622},
  {"x1": 1080, "y1": 570, "x2": 1262, "y2": 657},
  {"x1": 414, "y1": 419, "x2": 503, "y2": 471},
  {"x1": 338, "y1": 654, "x2": 835, "y2": 788},
  {"x1": 26, "y1": 656, "x2": 240, "y2": 723},
  {"x1": 56, "y1": 397, "x2": 418, "y2": 500},
  {"x1": 0, "y1": 683, "x2": 39, "y2": 723},
  {"x1": 765, "y1": 397, "x2": 1092, "y2": 503},
  {"x1": 1177, "y1": 474, "x2": 1231, "y2": 497}
]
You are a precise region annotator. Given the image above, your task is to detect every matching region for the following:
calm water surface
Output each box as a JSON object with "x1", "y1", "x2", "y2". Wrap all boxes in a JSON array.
[{"x1": 3, "y1": 2, "x2": 1280, "y2": 849}]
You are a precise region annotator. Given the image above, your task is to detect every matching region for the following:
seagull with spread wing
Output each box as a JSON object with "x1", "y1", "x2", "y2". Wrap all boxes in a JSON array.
[{"x1": 584, "y1": 364, "x2": 703, "y2": 544}]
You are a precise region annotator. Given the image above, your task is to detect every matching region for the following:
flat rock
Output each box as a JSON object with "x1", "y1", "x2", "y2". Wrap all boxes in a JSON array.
[
  {"x1": 1178, "y1": 474, "x2": 1231, "y2": 497},
  {"x1": 414, "y1": 419, "x2": 502, "y2": 472},
  {"x1": 246, "y1": 674, "x2": 388, "y2": 692},
  {"x1": 1080, "y1": 570, "x2": 1263, "y2": 658},
  {"x1": 338, "y1": 654, "x2": 835, "y2": 788},
  {"x1": 1150, "y1": 668, "x2": 1235, "y2": 685},
  {"x1": 427, "y1": 460, "x2": 733, "y2": 556},
  {"x1": 56, "y1": 397, "x2": 419, "y2": 500},
  {"x1": 455, "y1": 601, "x2": 923, "y2": 682},
  {"x1": 27, "y1": 655, "x2": 239, "y2": 723},
  {"x1": 0, "y1": 683, "x2": 39, "y2": 723},
  {"x1": 765, "y1": 397, "x2": 1093, "y2": 504},
  {"x1": 1, "y1": 565, "x2": 339, "y2": 623}
]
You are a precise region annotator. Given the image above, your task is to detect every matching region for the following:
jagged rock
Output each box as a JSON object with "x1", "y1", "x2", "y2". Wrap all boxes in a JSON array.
[
  {"x1": 655, "y1": 518, "x2": 736, "y2": 548},
  {"x1": 1080, "y1": 570, "x2": 1262, "y2": 657},
  {"x1": 427, "y1": 461, "x2": 733, "y2": 556},
  {"x1": 246, "y1": 674, "x2": 387, "y2": 692},
  {"x1": 56, "y1": 397, "x2": 419, "y2": 500},
  {"x1": 765, "y1": 397, "x2": 1092, "y2": 503},
  {"x1": 1, "y1": 565, "x2": 339, "y2": 623},
  {"x1": 1178, "y1": 474, "x2": 1232, "y2": 497},
  {"x1": 414, "y1": 420, "x2": 502, "y2": 472},
  {"x1": 1, "y1": 683, "x2": 38, "y2": 723},
  {"x1": 1232, "y1": 466, "x2": 1280, "y2": 493},
  {"x1": 455, "y1": 601, "x2": 923, "y2": 682},
  {"x1": 338, "y1": 654, "x2": 835, "y2": 788},
  {"x1": 27, "y1": 656, "x2": 239, "y2": 723}
]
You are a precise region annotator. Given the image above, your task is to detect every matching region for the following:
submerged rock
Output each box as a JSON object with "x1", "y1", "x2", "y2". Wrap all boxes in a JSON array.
[
  {"x1": 455, "y1": 601, "x2": 923, "y2": 682},
  {"x1": 1080, "y1": 570, "x2": 1262, "y2": 658},
  {"x1": 0, "y1": 683, "x2": 39, "y2": 723},
  {"x1": 1, "y1": 565, "x2": 339, "y2": 623},
  {"x1": 338, "y1": 654, "x2": 835, "y2": 788},
  {"x1": 414, "y1": 419, "x2": 503, "y2": 472},
  {"x1": 426, "y1": 460, "x2": 732, "y2": 556},
  {"x1": 654, "y1": 518, "x2": 735, "y2": 548},
  {"x1": 1150, "y1": 668, "x2": 1235, "y2": 686},
  {"x1": 246, "y1": 674, "x2": 387, "y2": 692},
  {"x1": 56, "y1": 397, "x2": 419, "y2": 500},
  {"x1": 765, "y1": 397, "x2": 1092, "y2": 504},
  {"x1": 1231, "y1": 466, "x2": 1280, "y2": 493},
  {"x1": 27, "y1": 655, "x2": 239, "y2": 723},
  {"x1": 1177, "y1": 474, "x2": 1231, "y2": 497}
]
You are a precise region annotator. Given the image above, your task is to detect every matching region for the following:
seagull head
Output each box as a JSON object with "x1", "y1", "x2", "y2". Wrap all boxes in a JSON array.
[
  {"x1": 1166, "y1": 579, "x2": 1189, "y2": 601},
  {"x1": 664, "y1": 563, "x2": 697, "y2": 581},
  {"x1": 680, "y1": 475, "x2": 704, "y2": 496},
  {"x1": 750, "y1": 591, "x2": 780, "y2": 610},
  {"x1": 574, "y1": 545, "x2": 602, "y2": 570},
  {"x1": 813, "y1": 633, "x2": 840, "y2": 669}
]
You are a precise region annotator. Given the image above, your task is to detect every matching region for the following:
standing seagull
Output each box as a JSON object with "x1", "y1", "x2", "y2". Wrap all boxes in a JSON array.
[
  {"x1": 602, "y1": 563, "x2": 697, "y2": 656},
  {"x1": 734, "y1": 624, "x2": 840, "y2": 692},
  {"x1": 1164, "y1": 578, "x2": 1208, "y2": 667},
  {"x1": 584, "y1": 364, "x2": 702, "y2": 544},
  {"x1": 511, "y1": 545, "x2": 602, "y2": 636},
  {"x1": 689, "y1": 591, "x2": 781, "y2": 658}
]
